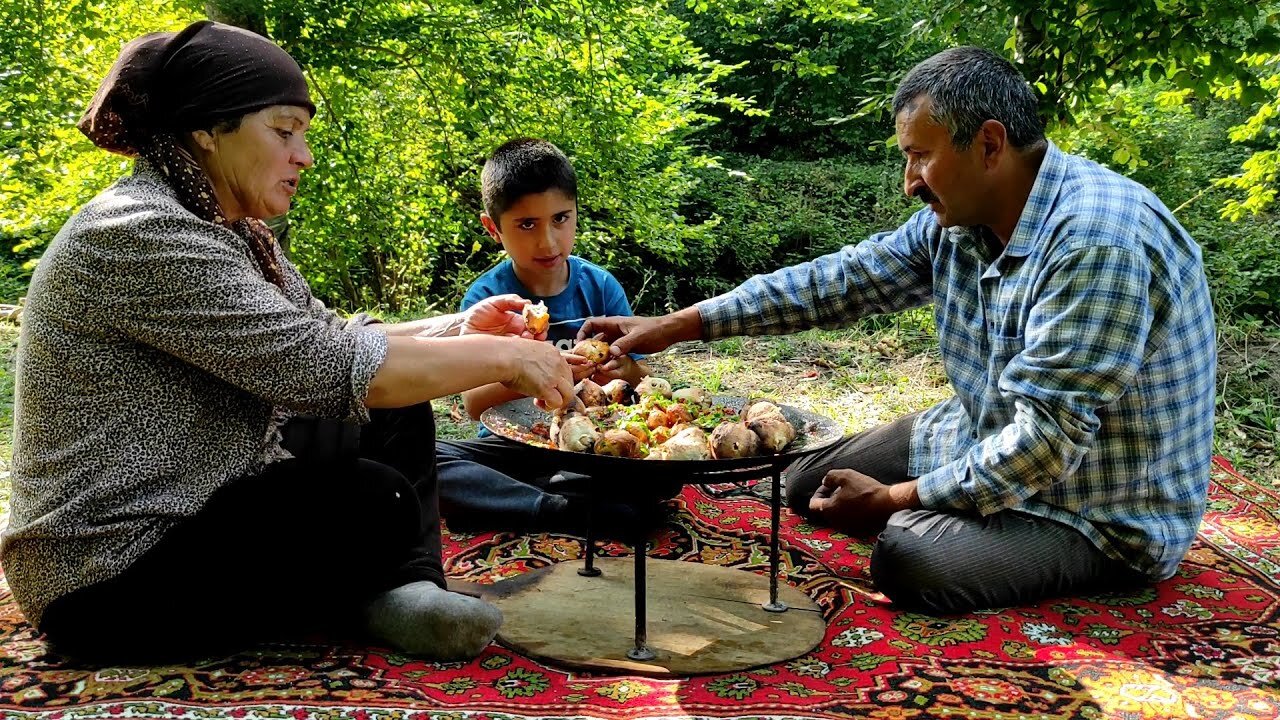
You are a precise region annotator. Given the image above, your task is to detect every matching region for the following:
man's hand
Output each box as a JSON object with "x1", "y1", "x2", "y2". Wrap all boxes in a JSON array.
[
  {"x1": 591, "y1": 352, "x2": 640, "y2": 384},
  {"x1": 460, "y1": 294, "x2": 547, "y2": 340},
  {"x1": 808, "y1": 469, "x2": 920, "y2": 536},
  {"x1": 502, "y1": 338, "x2": 575, "y2": 410},
  {"x1": 577, "y1": 306, "x2": 703, "y2": 358}
]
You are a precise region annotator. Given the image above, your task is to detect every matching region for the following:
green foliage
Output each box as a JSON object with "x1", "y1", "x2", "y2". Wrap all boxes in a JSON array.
[
  {"x1": 1216, "y1": 53, "x2": 1280, "y2": 219},
  {"x1": 677, "y1": 0, "x2": 961, "y2": 159},
  {"x1": 906, "y1": 0, "x2": 1280, "y2": 124},
  {"x1": 0, "y1": 2, "x2": 200, "y2": 300},
  {"x1": 670, "y1": 151, "x2": 915, "y2": 307},
  {"x1": 3, "y1": 0, "x2": 744, "y2": 311},
  {"x1": 256, "y1": 0, "x2": 745, "y2": 311}
]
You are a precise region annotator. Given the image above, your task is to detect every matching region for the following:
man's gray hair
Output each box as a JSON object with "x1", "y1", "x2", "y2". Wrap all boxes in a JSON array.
[{"x1": 892, "y1": 47, "x2": 1045, "y2": 150}]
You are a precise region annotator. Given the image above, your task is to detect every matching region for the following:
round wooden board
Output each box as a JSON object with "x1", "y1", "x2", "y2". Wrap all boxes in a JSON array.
[{"x1": 481, "y1": 558, "x2": 825, "y2": 676}]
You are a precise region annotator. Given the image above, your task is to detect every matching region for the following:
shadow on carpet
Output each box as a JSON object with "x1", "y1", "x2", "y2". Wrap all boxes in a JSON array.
[{"x1": 1, "y1": 457, "x2": 1278, "y2": 719}]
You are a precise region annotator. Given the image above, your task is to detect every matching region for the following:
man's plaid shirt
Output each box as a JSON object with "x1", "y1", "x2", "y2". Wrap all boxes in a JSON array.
[{"x1": 697, "y1": 141, "x2": 1216, "y2": 580}]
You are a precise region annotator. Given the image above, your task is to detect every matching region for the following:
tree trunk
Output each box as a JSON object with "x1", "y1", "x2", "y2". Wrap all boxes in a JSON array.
[{"x1": 1013, "y1": 12, "x2": 1065, "y2": 122}]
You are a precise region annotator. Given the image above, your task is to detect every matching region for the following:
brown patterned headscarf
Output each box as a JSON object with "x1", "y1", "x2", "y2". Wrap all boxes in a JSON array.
[{"x1": 77, "y1": 21, "x2": 316, "y2": 289}]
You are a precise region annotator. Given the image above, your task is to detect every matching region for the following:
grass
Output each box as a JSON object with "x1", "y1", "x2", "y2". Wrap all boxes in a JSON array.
[{"x1": 1, "y1": 312, "x2": 1277, "y2": 525}]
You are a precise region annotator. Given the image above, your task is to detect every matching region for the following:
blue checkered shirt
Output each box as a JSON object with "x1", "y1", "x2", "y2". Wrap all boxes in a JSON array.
[{"x1": 697, "y1": 141, "x2": 1216, "y2": 580}]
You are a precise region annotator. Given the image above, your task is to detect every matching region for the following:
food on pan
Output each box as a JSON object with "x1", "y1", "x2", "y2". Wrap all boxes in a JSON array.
[
  {"x1": 634, "y1": 376, "x2": 672, "y2": 398},
  {"x1": 522, "y1": 301, "x2": 550, "y2": 335},
  {"x1": 538, "y1": 377, "x2": 798, "y2": 460}
]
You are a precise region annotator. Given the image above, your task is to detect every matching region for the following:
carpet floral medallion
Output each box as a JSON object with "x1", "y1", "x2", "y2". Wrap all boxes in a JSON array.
[{"x1": 1, "y1": 457, "x2": 1277, "y2": 719}]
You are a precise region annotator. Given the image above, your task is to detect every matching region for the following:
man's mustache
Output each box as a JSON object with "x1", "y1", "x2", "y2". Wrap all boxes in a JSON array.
[{"x1": 913, "y1": 186, "x2": 939, "y2": 205}]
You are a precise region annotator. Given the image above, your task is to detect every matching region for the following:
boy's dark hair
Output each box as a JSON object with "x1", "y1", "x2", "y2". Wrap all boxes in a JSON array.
[{"x1": 481, "y1": 138, "x2": 577, "y2": 227}]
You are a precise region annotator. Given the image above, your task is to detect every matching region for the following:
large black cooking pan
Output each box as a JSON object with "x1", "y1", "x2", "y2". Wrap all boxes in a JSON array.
[{"x1": 480, "y1": 395, "x2": 846, "y2": 478}]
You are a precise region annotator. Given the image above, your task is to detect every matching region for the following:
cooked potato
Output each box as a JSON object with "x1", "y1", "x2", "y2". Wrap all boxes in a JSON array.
[
  {"x1": 635, "y1": 376, "x2": 673, "y2": 398},
  {"x1": 622, "y1": 420, "x2": 650, "y2": 443},
  {"x1": 743, "y1": 400, "x2": 783, "y2": 422},
  {"x1": 665, "y1": 403, "x2": 693, "y2": 425},
  {"x1": 594, "y1": 429, "x2": 642, "y2": 458},
  {"x1": 650, "y1": 425, "x2": 675, "y2": 445},
  {"x1": 645, "y1": 445, "x2": 672, "y2": 461},
  {"x1": 748, "y1": 415, "x2": 797, "y2": 454},
  {"x1": 557, "y1": 415, "x2": 600, "y2": 453},
  {"x1": 571, "y1": 338, "x2": 611, "y2": 365},
  {"x1": 672, "y1": 387, "x2": 712, "y2": 406},
  {"x1": 661, "y1": 426, "x2": 712, "y2": 461},
  {"x1": 601, "y1": 379, "x2": 636, "y2": 405},
  {"x1": 522, "y1": 301, "x2": 549, "y2": 335},
  {"x1": 646, "y1": 409, "x2": 668, "y2": 430},
  {"x1": 576, "y1": 378, "x2": 607, "y2": 407},
  {"x1": 710, "y1": 421, "x2": 760, "y2": 459}
]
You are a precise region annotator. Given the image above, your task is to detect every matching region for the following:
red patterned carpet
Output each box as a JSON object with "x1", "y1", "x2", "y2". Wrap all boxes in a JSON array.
[{"x1": 2, "y1": 456, "x2": 1279, "y2": 719}]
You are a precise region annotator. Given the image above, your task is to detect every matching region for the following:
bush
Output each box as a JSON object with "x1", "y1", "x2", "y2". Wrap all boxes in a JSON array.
[{"x1": 628, "y1": 150, "x2": 916, "y2": 311}]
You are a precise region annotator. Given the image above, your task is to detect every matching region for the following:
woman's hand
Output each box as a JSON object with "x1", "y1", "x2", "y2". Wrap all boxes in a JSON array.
[
  {"x1": 461, "y1": 294, "x2": 546, "y2": 340},
  {"x1": 502, "y1": 338, "x2": 575, "y2": 410}
]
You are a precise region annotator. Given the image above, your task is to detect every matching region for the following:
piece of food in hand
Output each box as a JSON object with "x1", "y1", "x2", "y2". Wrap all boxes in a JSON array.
[
  {"x1": 660, "y1": 426, "x2": 712, "y2": 461},
  {"x1": 748, "y1": 414, "x2": 797, "y2": 454},
  {"x1": 571, "y1": 338, "x2": 611, "y2": 365},
  {"x1": 672, "y1": 387, "x2": 712, "y2": 406},
  {"x1": 557, "y1": 415, "x2": 600, "y2": 453},
  {"x1": 601, "y1": 379, "x2": 636, "y2": 405},
  {"x1": 743, "y1": 400, "x2": 784, "y2": 422},
  {"x1": 576, "y1": 378, "x2": 607, "y2": 407},
  {"x1": 522, "y1": 301, "x2": 550, "y2": 334},
  {"x1": 635, "y1": 376, "x2": 673, "y2": 398},
  {"x1": 710, "y1": 421, "x2": 761, "y2": 459},
  {"x1": 594, "y1": 429, "x2": 642, "y2": 458}
]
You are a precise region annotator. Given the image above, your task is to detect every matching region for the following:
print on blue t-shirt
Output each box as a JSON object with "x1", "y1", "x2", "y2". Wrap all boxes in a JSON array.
[{"x1": 461, "y1": 256, "x2": 635, "y2": 351}]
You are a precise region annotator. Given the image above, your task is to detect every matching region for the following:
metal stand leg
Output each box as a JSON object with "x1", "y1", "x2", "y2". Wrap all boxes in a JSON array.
[
  {"x1": 627, "y1": 537, "x2": 656, "y2": 661},
  {"x1": 579, "y1": 497, "x2": 601, "y2": 577},
  {"x1": 763, "y1": 468, "x2": 788, "y2": 613}
]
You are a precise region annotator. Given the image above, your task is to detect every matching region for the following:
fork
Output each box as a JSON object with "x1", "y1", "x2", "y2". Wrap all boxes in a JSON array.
[{"x1": 546, "y1": 317, "x2": 590, "y2": 327}]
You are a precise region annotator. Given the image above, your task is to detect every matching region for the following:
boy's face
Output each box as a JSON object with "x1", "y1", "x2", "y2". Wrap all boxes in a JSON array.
[{"x1": 482, "y1": 189, "x2": 577, "y2": 278}]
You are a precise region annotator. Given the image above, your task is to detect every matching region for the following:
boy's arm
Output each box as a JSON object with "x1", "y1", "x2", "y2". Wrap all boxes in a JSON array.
[{"x1": 462, "y1": 383, "x2": 526, "y2": 421}]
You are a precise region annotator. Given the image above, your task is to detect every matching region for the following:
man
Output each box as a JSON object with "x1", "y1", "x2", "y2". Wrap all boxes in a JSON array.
[{"x1": 581, "y1": 46, "x2": 1216, "y2": 614}]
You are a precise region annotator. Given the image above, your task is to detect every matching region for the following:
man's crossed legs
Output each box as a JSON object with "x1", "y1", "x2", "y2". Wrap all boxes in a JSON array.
[{"x1": 783, "y1": 413, "x2": 1142, "y2": 614}]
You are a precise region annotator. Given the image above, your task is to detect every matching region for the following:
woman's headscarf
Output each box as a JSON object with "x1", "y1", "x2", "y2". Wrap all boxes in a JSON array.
[{"x1": 78, "y1": 21, "x2": 317, "y2": 289}]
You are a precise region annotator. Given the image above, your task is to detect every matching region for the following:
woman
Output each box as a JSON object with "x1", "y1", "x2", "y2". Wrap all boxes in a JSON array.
[{"x1": 1, "y1": 21, "x2": 575, "y2": 663}]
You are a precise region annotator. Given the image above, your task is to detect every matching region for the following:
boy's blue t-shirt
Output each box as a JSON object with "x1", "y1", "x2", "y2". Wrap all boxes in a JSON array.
[{"x1": 460, "y1": 256, "x2": 634, "y2": 351}]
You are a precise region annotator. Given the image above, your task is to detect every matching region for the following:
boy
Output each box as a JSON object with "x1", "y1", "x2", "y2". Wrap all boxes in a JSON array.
[{"x1": 435, "y1": 138, "x2": 663, "y2": 533}]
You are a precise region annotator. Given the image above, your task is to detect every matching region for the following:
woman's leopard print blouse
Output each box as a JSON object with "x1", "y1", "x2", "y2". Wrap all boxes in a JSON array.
[{"x1": 2, "y1": 161, "x2": 388, "y2": 627}]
